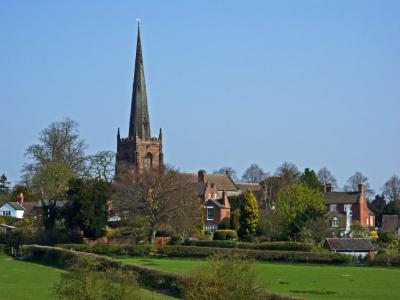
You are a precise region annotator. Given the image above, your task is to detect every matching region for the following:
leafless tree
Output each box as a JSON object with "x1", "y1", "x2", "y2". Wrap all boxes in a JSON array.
[
  {"x1": 23, "y1": 118, "x2": 87, "y2": 178},
  {"x1": 383, "y1": 174, "x2": 400, "y2": 202},
  {"x1": 213, "y1": 166, "x2": 238, "y2": 181},
  {"x1": 274, "y1": 162, "x2": 300, "y2": 185},
  {"x1": 317, "y1": 167, "x2": 338, "y2": 189},
  {"x1": 113, "y1": 167, "x2": 202, "y2": 242},
  {"x1": 344, "y1": 171, "x2": 374, "y2": 198},
  {"x1": 84, "y1": 151, "x2": 115, "y2": 183},
  {"x1": 241, "y1": 164, "x2": 267, "y2": 183}
]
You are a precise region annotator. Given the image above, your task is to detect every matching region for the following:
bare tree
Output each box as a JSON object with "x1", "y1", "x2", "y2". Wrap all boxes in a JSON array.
[
  {"x1": 383, "y1": 175, "x2": 400, "y2": 202},
  {"x1": 213, "y1": 166, "x2": 238, "y2": 181},
  {"x1": 113, "y1": 167, "x2": 202, "y2": 242},
  {"x1": 84, "y1": 151, "x2": 115, "y2": 183},
  {"x1": 344, "y1": 171, "x2": 374, "y2": 198},
  {"x1": 274, "y1": 162, "x2": 300, "y2": 185},
  {"x1": 241, "y1": 164, "x2": 267, "y2": 183},
  {"x1": 23, "y1": 118, "x2": 87, "y2": 178},
  {"x1": 317, "y1": 167, "x2": 338, "y2": 189}
]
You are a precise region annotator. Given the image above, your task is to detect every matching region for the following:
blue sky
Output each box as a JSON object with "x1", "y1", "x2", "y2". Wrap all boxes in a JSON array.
[{"x1": 0, "y1": 1, "x2": 399, "y2": 193}]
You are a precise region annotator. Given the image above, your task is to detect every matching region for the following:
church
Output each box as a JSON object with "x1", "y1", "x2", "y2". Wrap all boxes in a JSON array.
[{"x1": 116, "y1": 23, "x2": 163, "y2": 173}]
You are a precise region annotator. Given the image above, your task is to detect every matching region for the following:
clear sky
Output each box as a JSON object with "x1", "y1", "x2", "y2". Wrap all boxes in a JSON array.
[{"x1": 1, "y1": 1, "x2": 399, "y2": 193}]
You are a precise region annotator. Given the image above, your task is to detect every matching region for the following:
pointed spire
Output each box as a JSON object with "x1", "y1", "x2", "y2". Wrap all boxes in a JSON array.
[
  {"x1": 159, "y1": 128, "x2": 162, "y2": 140},
  {"x1": 129, "y1": 20, "x2": 151, "y2": 140}
]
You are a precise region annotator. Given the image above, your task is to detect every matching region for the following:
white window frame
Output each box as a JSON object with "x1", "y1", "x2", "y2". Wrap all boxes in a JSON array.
[
  {"x1": 331, "y1": 217, "x2": 340, "y2": 228},
  {"x1": 206, "y1": 206, "x2": 214, "y2": 220},
  {"x1": 330, "y1": 204, "x2": 337, "y2": 212},
  {"x1": 205, "y1": 224, "x2": 217, "y2": 233}
]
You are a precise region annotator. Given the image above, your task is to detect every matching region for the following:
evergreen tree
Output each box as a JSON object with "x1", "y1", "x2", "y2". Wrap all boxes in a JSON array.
[
  {"x1": 300, "y1": 168, "x2": 323, "y2": 191},
  {"x1": 0, "y1": 174, "x2": 10, "y2": 193},
  {"x1": 239, "y1": 190, "x2": 259, "y2": 238}
]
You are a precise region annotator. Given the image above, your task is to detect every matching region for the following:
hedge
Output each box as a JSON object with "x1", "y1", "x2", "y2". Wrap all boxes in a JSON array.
[
  {"x1": 56, "y1": 243, "x2": 155, "y2": 257},
  {"x1": 369, "y1": 254, "x2": 400, "y2": 267},
  {"x1": 159, "y1": 246, "x2": 351, "y2": 264},
  {"x1": 183, "y1": 240, "x2": 313, "y2": 251},
  {"x1": 213, "y1": 230, "x2": 238, "y2": 241},
  {"x1": 21, "y1": 245, "x2": 301, "y2": 300}
]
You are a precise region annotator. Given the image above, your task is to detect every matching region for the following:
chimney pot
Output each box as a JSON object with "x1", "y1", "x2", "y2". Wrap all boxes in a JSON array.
[{"x1": 325, "y1": 183, "x2": 333, "y2": 193}]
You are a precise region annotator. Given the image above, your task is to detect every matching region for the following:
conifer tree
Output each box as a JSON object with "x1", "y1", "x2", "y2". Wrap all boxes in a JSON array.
[
  {"x1": 0, "y1": 174, "x2": 10, "y2": 193},
  {"x1": 239, "y1": 190, "x2": 259, "y2": 238}
]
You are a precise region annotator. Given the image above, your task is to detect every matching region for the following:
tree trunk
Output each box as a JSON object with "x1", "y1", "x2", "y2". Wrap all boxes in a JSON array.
[{"x1": 149, "y1": 229, "x2": 156, "y2": 244}]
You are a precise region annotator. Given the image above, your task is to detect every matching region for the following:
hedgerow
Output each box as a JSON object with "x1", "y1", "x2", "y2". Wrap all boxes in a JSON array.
[
  {"x1": 369, "y1": 254, "x2": 400, "y2": 267},
  {"x1": 183, "y1": 240, "x2": 313, "y2": 251},
  {"x1": 56, "y1": 243, "x2": 155, "y2": 257}
]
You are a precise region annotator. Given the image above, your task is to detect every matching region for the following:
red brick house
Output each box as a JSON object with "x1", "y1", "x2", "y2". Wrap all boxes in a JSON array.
[
  {"x1": 324, "y1": 183, "x2": 375, "y2": 236},
  {"x1": 184, "y1": 170, "x2": 240, "y2": 233}
]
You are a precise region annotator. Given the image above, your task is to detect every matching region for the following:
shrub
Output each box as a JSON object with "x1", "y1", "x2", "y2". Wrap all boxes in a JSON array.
[
  {"x1": 184, "y1": 239, "x2": 236, "y2": 248},
  {"x1": 213, "y1": 230, "x2": 238, "y2": 241},
  {"x1": 238, "y1": 241, "x2": 313, "y2": 252},
  {"x1": 56, "y1": 243, "x2": 155, "y2": 257},
  {"x1": 159, "y1": 246, "x2": 351, "y2": 264},
  {"x1": 369, "y1": 253, "x2": 400, "y2": 267},
  {"x1": 184, "y1": 255, "x2": 262, "y2": 300},
  {"x1": 218, "y1": 217, "x2": 231, "y2": 230}
]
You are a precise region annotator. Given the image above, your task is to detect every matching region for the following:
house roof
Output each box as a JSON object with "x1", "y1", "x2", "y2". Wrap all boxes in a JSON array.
[
  {"x1": 183, "y1": 173, "x2": 239, "y2": 195},
  {"x1": 236, "y1": 183, "x2": 263, "y2": 192},
  {"x1": 21, "y1": 202, "x2": 38, "y2": 212},
  {"x1": 381, "y1": 215, "x2": 399, "y2": 233},
  {"x1": 4, "y1": 202, "x2": 25, "y2": 211},
  {"x1": 325, "y1": 238, "x2": 374, "y2": 251},
  {"x1": 206, "y1": 198, "x2": 230, "y2": 209},
  {"x1": 323, "y1": 192, "x2": 359, "y2": 204}
]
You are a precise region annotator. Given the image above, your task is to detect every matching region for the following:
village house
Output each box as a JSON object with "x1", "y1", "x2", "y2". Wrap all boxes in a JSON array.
[
  {"x1": 323, "y1": 183, "x2": 375, "y2": 237},
  {"x1": 324, "y1": 238, "x2": 375, "y2": 259},
  {"x1": 0, "y1": 201, "x2": 25, "y2": 219}
]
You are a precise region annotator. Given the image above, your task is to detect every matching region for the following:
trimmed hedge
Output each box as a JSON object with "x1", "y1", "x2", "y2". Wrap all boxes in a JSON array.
[
  {"x1": 369, "y1": 254, "x2": 400, "y2": 267},
  {"x1": 213, "y1": 230, "x2": 238, "y2": 241},
  {"x1": 56, "y1": 243, "x2": 155, "y2": 257},
  {"x1": 21, "y1": 245, "x2": 185, "y2": 296},
  {"x1": 159, "y1": 246, "x2": 351, "y2": 264},
  {"x1": 184, "y1": 240, "x2": 313, "y2": 252},
  {"x1": 21, "y1": 245, "x2": 301, "y2": 300}
]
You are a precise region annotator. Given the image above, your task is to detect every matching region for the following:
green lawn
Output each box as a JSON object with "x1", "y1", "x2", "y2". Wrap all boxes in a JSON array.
[
  {"x1": 120, "y1": 257, "x2": 400, "y2": 300},
  {"x1": 0, "y1": 254, "x2": 175, "y2": 300}
]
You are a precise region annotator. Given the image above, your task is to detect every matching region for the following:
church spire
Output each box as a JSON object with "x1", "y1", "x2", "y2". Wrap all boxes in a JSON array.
[{"x1": 129, "y1": 20, "x2": 151, "y2": 139}]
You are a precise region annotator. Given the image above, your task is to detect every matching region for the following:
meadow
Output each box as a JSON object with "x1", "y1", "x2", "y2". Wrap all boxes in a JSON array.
[
  {"x1": 0, "y1": 254, "x2": 175, "y2": 300},
  {"x1": 120, "y1": 257, "x2": 400, "y2": 300}
]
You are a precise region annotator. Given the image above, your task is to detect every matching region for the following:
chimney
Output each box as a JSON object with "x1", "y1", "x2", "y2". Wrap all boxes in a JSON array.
[
  {"x1": 17, "y1": 192, "x2": 24, "y2": 204},
  {"x1": 198, "y1": 170, "x2": 208, "y2": 183},
  {"x1": 221, "y1": 190, "x2": 231, "y2": 208},
  {"x1": 324, "y1": 183, "x2": 333, "y2": 193},
  {"x1": 358, "y1": 183, "x2": 365, "y2": 195}
]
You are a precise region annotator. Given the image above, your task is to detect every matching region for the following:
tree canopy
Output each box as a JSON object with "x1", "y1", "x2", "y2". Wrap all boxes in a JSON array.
[{"x1": 239, "y1": 190, "x2": 259, "y2": 238}]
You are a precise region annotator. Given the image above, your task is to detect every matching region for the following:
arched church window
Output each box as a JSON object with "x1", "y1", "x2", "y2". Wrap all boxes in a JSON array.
[{"x1": 144, "y1": 153, "x2": 153, "y2": 170}]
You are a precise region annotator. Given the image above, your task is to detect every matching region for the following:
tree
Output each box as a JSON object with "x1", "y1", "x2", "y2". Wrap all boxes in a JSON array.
[
  {"x1": 113, "y1": 167, "x2": 201, "y2": 243},
  {"x1": 383, "y1": 175, "x2": 400, "y2": 203},
  {"x1": 213, "y1": 167, "x2": 238, "y2": 182},
  {"x1": 273, "y1": 183, "x2": 327, "y2": 241},
  {"x1": 241, "y1": 164, "x2": 267, "y2": 183},
  {"x1": 184, "y1": 255, "x2": 261, "y2": 300},
  {"x1": 369, "y1": 194, "x2": 386, "y2": 226},
  {"x1": 300, "y1": 168, "x2": 323, "y2": 191},
  {"x1": 67, "y1": 178, "x2": 110, "y2": 238},
  {"x1": 239, "y1": 190, "x2": 259, "y2": 238},
  {"x1": 344, "y1": 171, "x2": 374, "y2": 198},
  {"x1": 23, "y1": 118, "x2": 87, "y2": 180},
  {"x1": 83, "y1": 151, "x2": 115, "y2": 183},
  {"x1": 32, "y1": 162, "x2": 75, "y2": 201},
  {"x1": 0, "y1": 174, "x2": 10, "y2": 194},
  {"x1": 350, "y1": 221, "x2": 369, "y2": 238},
  {"x1": 274, "y1": 162, "x2": 300, "y2": 185},
  {"x1": 317, "y1": 167, "x2": 338, "y2": 189}
]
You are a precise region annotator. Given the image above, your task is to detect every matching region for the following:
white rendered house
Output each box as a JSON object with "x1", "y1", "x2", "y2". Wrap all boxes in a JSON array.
[{"x1": 0, "y1": 202, "x2": 25, "y2": 219}]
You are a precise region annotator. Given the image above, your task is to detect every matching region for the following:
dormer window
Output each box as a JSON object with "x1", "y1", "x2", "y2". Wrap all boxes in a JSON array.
[{"x1": 331, "y1": 217, "x2": 340, "y2": 228}]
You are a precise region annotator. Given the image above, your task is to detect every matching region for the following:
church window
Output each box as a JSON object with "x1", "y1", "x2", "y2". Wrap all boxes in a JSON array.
[{"x1": 144, "y1": 153, "x2": 153, "y2": 170}]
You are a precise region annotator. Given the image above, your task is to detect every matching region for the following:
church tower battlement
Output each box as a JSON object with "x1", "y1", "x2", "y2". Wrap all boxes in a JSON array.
[{"x1": 116, "y1": 22, "x2": 163, "y2": 173}]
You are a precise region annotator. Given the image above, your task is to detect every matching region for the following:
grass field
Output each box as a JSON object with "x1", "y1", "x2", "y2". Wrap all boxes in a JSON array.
[
  {"x1": 120, "y1": 257, "x2": 400, "y2": 300},
  {"x1": 0, "y1": 254, "x2": 175, "y2": 300}
]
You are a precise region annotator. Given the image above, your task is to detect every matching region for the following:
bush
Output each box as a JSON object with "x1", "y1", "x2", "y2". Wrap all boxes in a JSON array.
[
  {"x1": 213, "y1": 230, "x2": 238, "y2": 241},
  {"x1": 159, "y1": 245, "x2": 351, "y2": 264},
  {"x1": 56, "y1": 243, "x2": 155, "y2": 257},
  {"x1": 184, "y1": 239, "x2": 236, "y2": 248},
  {"x1": 369, "y1": 253, "x2": 400, "y2": 267},
  {"x1": 217, "y1": 217, "x2": 231, "y2": 230}
]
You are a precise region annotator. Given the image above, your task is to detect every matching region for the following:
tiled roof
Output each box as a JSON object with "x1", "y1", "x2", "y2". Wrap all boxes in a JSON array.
[
  {"x1": 21, "y1": 202, "x2": 38, "y2": 212},
  {"x1": 323, "y1": 192, "x2": 359, "y2": 204},
  {"x1": 381, "y1": 215, "x2": 399, "y2": 233},
  {"x1": 325, "y1": 238, "x2": 374, "y2": 251},
  {"x1": 236, "y1": 183, "x2": 263, "y2": 192},
  {"x1": 182, "y1": 173, "x2": 239, "y2": 195},
  {"x1": 5, "y1": 202, "x2": 25, "y2": 211}
]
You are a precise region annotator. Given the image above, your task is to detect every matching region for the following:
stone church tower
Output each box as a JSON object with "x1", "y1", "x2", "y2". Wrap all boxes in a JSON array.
[{"x1": 116, "y1": 24, "x2": 163, "y2": 174}]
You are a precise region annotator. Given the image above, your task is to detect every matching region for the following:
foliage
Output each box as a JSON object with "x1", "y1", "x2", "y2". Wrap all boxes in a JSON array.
[
  {"x1": 217, "y1": 217, "x2": 231, "y2": 229},
  {"x1": 350, "y1": 221, "x2": 369, "y2": 238},
  {"x1": 273, "y1": 184, "x2": 327, "y2": 241},
  {"x1": 0, "y1": 174, "x2": 10, "y2": 193},
  {"x1": 383, "y1": 174, "x2": 400, "y2": 202},
  {"x1": 55, "y1": 256, "x2": 141, "y2": 300},
  {"x1": 274, "y1": 162, "x2": 300, "y2": 185},
  {"x1": 231, "y1": 209, "x2": 240, "y2": 231},
  {"x1": 369, "y1": 194, "x2": 386, "y2": 226},
  {"x1": 213, "y1": 166, "x2": 238, "y2": 181},
  {"x1": 299, "y1": 168, "x2": 323, "y2": 191},
  {"x1": 317, "y1": 167, "x2": 338, "y2": 189},
  {"x1": 369, "y1": 230, "x2": 378, "y2": 239},
  {"x1": 83, "y1": 150, "x2": 115, "y2": 183},
  {"x1": 57, "y1": 243, "x2": 156, "y2": 257},
  {"x1": 182, "y1": 240, "x2": 313, "y2": 251},
  {"x1": 10, "y1": 184, "x2": 34, "y2": 202},
  {"x1": 184, "y1": 255, "x2": 261, "y2": 300},
  {"x1": 369, "y1": 253, "x2": 400, "y2": 267},
  {"x1": 213, "y1": 230, "x2": 238, "y2": 240},
  {"x1": 242, "y1": 164, "x2": 267, "y2": 183},
  {"x1": 239, "y1": 190, "x2": 259, "y2": 238},
  {"x1": 344, "y1": 171, "x2": 374, "y2": 198},
  {"x1": 67, "y1": 178, "x2": 110, "y2": 238}
]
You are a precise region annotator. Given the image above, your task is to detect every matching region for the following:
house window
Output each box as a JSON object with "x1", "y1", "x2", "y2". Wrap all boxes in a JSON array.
[
  {"x1": 207, "y1": 206, "x2": 214, "y2": 220},
  {"x1": 330, "y1": 204, "x2": 337, "y2": 212},
  {"x1": 3, "y1": 211, "x2": 11, "y2": 216},
  {"x1": 205, "y1": 224, "x2": 217, "y2": 233},
  {"x1": 331, "y1": 217, "x2": 340, "y2": 228}
]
